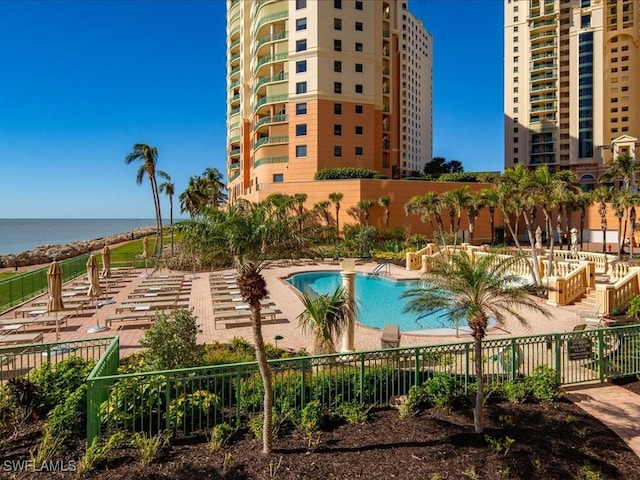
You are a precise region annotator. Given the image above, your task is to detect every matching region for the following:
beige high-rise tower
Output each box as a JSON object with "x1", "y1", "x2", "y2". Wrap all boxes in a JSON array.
[
  {"x1": 226, "y1": 0, "x2": 432, "y2": 203},
  {"x1": 504, "y1": 0, "x2": 640, "y2": 188}
]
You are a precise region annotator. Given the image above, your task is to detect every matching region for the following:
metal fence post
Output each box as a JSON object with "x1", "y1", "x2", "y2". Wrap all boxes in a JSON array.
[
  {"x1": 359, "y1": 352, "x2": 365, "y2": 403},
  {"x1": 598, "y1": 329, "x2": 605, "y2": 382},
  {"x1": 300, "y1": 357, "x2": 307, "y2": 409},
  {"x1": 554, "y1": 333, "x2": 562, "y2": 383},
  {"x1": 414, "y1": 347, "x2": 420, "y2": 387},
  {"x1": 464, "y1": 343, "x2": 470, "y2": 394}
]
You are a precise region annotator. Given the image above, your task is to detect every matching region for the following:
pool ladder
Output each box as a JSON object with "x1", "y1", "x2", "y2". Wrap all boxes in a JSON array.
[{"x1": 372, "y1": 261, "x2": 390, "y2": 276}]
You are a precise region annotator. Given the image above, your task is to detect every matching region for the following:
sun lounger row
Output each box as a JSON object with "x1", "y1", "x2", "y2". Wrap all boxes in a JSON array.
[
  {"x1": 214, "y1": 308, "x2": 277, "y2": 329},
  {"x1": 106, "y1": 309, "x2": 173, "y2": 328},
  {"x1": 0, "y1": 332, "x2": 43, "y2": 346}
]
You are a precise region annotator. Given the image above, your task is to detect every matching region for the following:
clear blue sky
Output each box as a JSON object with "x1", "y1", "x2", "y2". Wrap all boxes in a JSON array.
[{"x1": 0, "y1": 0, "x2": 504, "y2": 219}]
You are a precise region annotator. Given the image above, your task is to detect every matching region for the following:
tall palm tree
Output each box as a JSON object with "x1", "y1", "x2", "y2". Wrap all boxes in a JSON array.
[
  {"x1": 600, "y1": 152, "x2": 638, "y2": 191},
  {"x1": 179, "y1": 176, "x2": 208, "y2": 219},
  {"x1": 612, "y1": 189, "x2": 632, "y2": 258},
  {"x1": 202, "y1": 167, "x2": 228, "y2": 209},
  {"x1": 292, "y1": 193, "x2": 308, "y2": 233},
  {"x1": 314, "y1": 200, "x2": 331, "y2": 226},
  {"x1": 481, "y1": 188, "x2": 500, "y2": 247},
  {"x1": 296, "y1": 286, "x2": 356, "y2": 354},
  {"x1": 592, "y1": 186, "x2": 613, "y2": 253},
  {"x1": 159, "y1": 179, "x2": 175, "y2": 256},
  {"x1": 357, "y1": 199, "x2": 375, "y2": 225},
  {"x1": 441, "y1": 186, "x2": 471, "y2": 247},
  {"x1": 466, "y1": 191, "x2": 484, "y2": 245},
  {"x1": 125, "y1": 144, "x2": 168, "y2": 255},
  {"x1": 378, "y1": 195, "x2": 392, "y2": 229},
  {"x1": 402, "y1": 252, "x2": 550, "y2": 433},
  {"x1": 329, "y1": 192, "x2": 344, "y2": 237}
]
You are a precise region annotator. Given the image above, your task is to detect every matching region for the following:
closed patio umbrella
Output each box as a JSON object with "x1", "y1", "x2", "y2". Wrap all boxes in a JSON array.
[
  {"x1": 141, "y1": 236, "x2": 149, "y2": 275},
  {"x1": 101, "y1": 244, "x2": 111, "y2": 278},
  {"x1": 46, "y1": 260, "x2": 64, "y2": 341},
  {"x1": 86, "y1": 254, "x2": 106, "y2": 333}
]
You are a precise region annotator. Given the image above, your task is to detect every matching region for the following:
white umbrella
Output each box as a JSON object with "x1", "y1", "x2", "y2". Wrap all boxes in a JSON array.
[
  {"x1": 101, "y1": 244, "x2": 111, "y2": 278},
  {"x1": 86, "y1": 254, "x2": 106, "y2": 333},
  {"x1": 46, "y1": 261, "x2": 64, "y2": 341}
]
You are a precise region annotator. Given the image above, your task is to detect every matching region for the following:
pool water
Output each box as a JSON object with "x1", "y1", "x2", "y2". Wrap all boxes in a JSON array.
[{"x1": 287, "y1": 271, "x2": 459, "y2": 333}]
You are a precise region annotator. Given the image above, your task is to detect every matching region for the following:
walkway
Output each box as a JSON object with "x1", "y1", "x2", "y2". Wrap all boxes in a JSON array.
[{"x1": 563, "y1": 383, "x2": 640, "y2": 457}]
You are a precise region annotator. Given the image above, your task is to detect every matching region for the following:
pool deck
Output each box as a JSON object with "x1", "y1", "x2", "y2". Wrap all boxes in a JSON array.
[{"x1": 0, "y1": 260, "x2": 595, "y2": 355}]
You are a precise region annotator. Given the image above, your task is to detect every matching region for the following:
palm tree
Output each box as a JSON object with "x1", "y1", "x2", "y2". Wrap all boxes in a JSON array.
[
  {"x1": 329, "y1": 192, "x2": 344, "y2": 237},
  {"x1": 612, "y1": 189, "x2": 632, "y2": 258},
  {"x1": 179, "y1": 176, "x2": 207, "y2": 219},
  {"x1": 314, "y1": 200, "x2": 331, "y2": 226},
  {"x1": 592, "y1": 186, "x2": 613, "y2": 253},
  {"x1": 481, "y1": 188, "x2": 500, "y2": 247},
  {"x1": 378, "y1": 195, "x2": 391, "y2": 229},
  {"x1": 357, "y1": 199, "x2": 375, "y2": 225},
  {"x1": 404, "y1": 192, "x2": 445, "y2": 245},
  {"x1": 207, "y1": 199, "x2": 311, "y2": 453},
  {"x1": 125, "y1": 144, "x2": 168, "y2": 255},
  {"x1": 292, "y1": 193, "x2": 308, "y2": 233},
  {"x1": 441, "y1": 186, "x2": 471, "y2": 246},
  {"x1": 466, "y1": 191, "x2": 484, "y2": 245},
  {"x1": 296, "y1": 287, "x2": 356, "y2": 354},
  {"x1": 600, "y1": 152, "x2": 639, "y2": 191},
  {"x1": 159, "y1": 179, "x2": 175, "y2": 256},
  {"x1": 402, "y1": 252, "x2": 550, "y2": 433},
  {"x1": 202, "y1": 167, "x2": 228, "y2": 209}
]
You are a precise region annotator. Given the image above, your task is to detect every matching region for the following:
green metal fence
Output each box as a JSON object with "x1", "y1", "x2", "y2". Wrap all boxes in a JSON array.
[
  {"x1": 85, "y1": 325, "x2": 640, "y2": 443},
  {"x1": 0, "y1": 255, "x2": 89, "y2": 312},
  {"x1": 0, "y1": 336, "x2": 117, "y2": 383}
]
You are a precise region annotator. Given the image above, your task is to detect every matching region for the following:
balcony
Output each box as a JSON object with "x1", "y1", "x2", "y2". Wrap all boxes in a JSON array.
[
  {"x1": 254, "y1": 113, "x2": 288, "y2": 130},
  {"x1": 254, "y1": 31, "x2": 288, "y2": 55},
  {"x1": 229, "y1": 25, "x2": 240, "y2": 38},
  {"x1": 229, "y1": 171, "x2": 240, "y2": 182},
  {"x1": 254, "y1": 11, "x2": 287, "y2": 36},
  {"x1": 254, "y1": 72, "x2": 288, "y2": 92},
  {"x1": 530, "y1": 93, "x2": 556, "y2": 103},
  {"x1": 229, "y1": 162, "x2": 240, "y2": 170},
  {"x1": 383, "y1": 28, "x2": 389, "y2": 38},
  {"x1": 254, "y1": 52, "x2": 288, "y2": 74},
  {"x1": 228, "y1": 135, "x2": 240, "y2": 144},
  {"x1": 531, "y1": 52, "x2": 556, "y2": 61},
  {"x1": 230, "y1": 93, "x2": 240, "y2": 105},
  {"x1": 530, "y1": 19, "x2": 556, "y2": 33},
  {"x1": 229, "y1": 10, "x2": 240, "y2": 24},
  {"x1": 230, "y1": 65, "x2": 240, "y2": 76},
  {"x1": 229, "y1": 148, "x2": 241, "y2": 157},
  {"x1": 228, "y1": 121, "x2": 239, "y2": 132},
  {"x1": 254, "y1": 135, "x2": 288, "y2": 149},
  {"x1": 254, "y1": 94, "x2": 288, "y2": 110},
  {"x1": 229, "y1": 106, "x2": 240, "y2": 116},
  {"x1": 230, "y1": 52, "x2": 241, "y2": 64},
  {"x1": 531, "y1": 72, "x2": 557, "y2": 82},
  {"x1": 254, "y1": 156, "x2": 288, "y2": 168},
  {"x1": 531, "y1": 62, "x2": 556, "y2": 72},
  {"x1": 530, "y1": 31, "x2": 556, "y2": 41},
  {"x1": 229, "y1": 80, "x2": 240, "y2": 90},
  {"x1": 230, "y1": 38, "x2": 240, "y2": 51},
  {"x1": 530, "y1": 103, "x2": 557, "y2": 113}
]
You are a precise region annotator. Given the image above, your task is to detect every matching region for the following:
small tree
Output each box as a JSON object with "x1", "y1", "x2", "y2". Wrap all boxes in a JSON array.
[{"x1": 139, "y1": 308, "x2": 203, "y2": 370}]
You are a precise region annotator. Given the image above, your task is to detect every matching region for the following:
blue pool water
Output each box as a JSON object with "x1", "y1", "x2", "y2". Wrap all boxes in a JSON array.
[{"x1": 287, "y1": 271, "x2": 462, "y2": 333}]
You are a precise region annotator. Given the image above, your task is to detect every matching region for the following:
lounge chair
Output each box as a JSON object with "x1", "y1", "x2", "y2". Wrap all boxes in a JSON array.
[
  {"x1": 578, "y1": 302, "x2": 604, "y2": 326},
  {"x1": 381, "y1": 324, "x2": 401, "y2": 348}
]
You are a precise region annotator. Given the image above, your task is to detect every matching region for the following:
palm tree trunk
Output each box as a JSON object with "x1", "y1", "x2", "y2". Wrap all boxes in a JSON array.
[
  {"x1": 250, "y1": 302, "x2": 273, "y2": 454},
  {"x1": 150, "y1": 175, "x2": 163, "y2": 255},
  {"x1": 489, "y1": 208, "x2": 495, "y2": 247},
  {"x1": 169, "y1": 196, "x2": 174, "y2": 256},
  {"x1": 521, "y1": 212, "x2": 542, "y2": 285},
  {"x1": 473, "y1": 334, "x2": 484, "y2": 433}
]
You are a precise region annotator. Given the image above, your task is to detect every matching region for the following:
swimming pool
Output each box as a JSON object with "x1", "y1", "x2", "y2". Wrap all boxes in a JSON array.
[{"x1": 286, "y1": 271, "x2": 490, "y2": 334}]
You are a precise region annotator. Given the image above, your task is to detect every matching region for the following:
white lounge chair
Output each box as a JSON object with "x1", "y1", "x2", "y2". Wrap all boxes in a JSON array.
[{"x1": 578, "y1": 302, "x2": 604, "y2": 326}]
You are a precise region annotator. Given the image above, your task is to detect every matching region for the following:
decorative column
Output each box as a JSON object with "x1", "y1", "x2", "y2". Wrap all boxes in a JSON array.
[{"x1": 340, "y1": 259, "x2": 356, "y2": 353}]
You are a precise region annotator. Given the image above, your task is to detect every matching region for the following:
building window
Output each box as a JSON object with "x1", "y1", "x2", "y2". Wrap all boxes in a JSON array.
[
  {"x1": 355, "y1": 42, "x2": 363, "y2": 52},
  {"x1": 355, "y1": 125, "x2": 363, "y2": 135},
  {"x1": 334, "y1": 124, "x2": 342, "y2": 136},
  {"x1": 295, "y1": 145, "x2": 307, "y2": 157},
  {"x1": 355, "y1": 146, "x2": 363, "y2": 155},
  {"x1": 334, "y1": 39, "x2": 342, "y2": 51},
  {"x1": 334, "y1": 60, "x2": 342, "y2": 72},
  {"x1": 296, "y1": 39, "x2": 307, "y2": 52},
  {"x1": 334, "y1": 18, "x2": 342, "y2": 30},
  {"x1": 273, "y1": 173, "x2": 284, "y2": 183},
  {"x1": 334, "y1": 103, "x2": 342, "y2": 114},
  {"x1": 581, "y1": 14, "x2": 591, "y2": 28},
  {"x1": 334, "y1": 82, "x2": 342, "y2": 94},
  {"x1": 334, "y1": 145, "x2": 342, "y2": 157},
  {"x1": 355, "y1": 104, "x2": 363, "y2": 114},
  {"x1": 355, "y1": 63, "x2": 363, "y2": 73},
  {"x1": 514, "y1": 26, "x2": 518, "y2": 32},
  {"x1": 296, "y1": 0, "x2": 306, "y2": 9},
  {"x1": 355, "y1": 21, "x2": 363, "y2": 31},
  {"x1": 334, "y1": 0, "x2": 342, "y2": 8},
  {"x1": 355, "y1": 84, "x2": 363, "y2": 93},
  {"x1": 296, "y1": 124, "x2": 307, "y2": 136},
  {"x1": 296, "y1": 102, "x2": 307, "y2": 115},
  {"x1": 355, "y1": 0, "x2": 363, "y2": 10},
  {"x1": 296, "y1": 60, "x2": 307, "y2": 73},
  {"x1": 296, "y1": 81, "x2": 307, "y2": 94},
  {"x1": 296, "y1": 18, "x2": 307, "y2": 31}
]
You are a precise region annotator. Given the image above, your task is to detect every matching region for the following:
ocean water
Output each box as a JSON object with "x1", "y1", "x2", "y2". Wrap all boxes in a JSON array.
[{"x1": 0, "y1": 219, "x2": 158, "y2": 255}]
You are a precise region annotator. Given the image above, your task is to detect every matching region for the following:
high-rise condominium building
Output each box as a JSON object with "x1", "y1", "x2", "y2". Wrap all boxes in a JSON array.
[
  {"x1": 226, "y1": 0, "x2": 432, "y2": 203},
  {"x1": 504, "y1": 0, "x2": 639, "y2": 189}
]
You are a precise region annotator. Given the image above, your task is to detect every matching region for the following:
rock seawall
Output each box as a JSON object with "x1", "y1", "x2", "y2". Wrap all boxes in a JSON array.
[{"x1": 0, "y1": 227, "x2": 157, "y2": 268}]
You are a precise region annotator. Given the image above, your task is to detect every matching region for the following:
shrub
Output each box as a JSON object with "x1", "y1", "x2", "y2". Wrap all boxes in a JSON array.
[
  {"x1": 131, "y1": 432, "x2": 166, "y2": 465},
  {"x1": 315, "y1": 167, "x2": 378, "y2": 180},
  {"x1": 626, "y1": 295, "x2": 640, "y2": 320},
  {"x1": 30, "y1": 424, "x2": 66, "y2": 470},
  {"x1": 526, "y1": 365, "x2": 560, "y2": 402},
  {"x1": 166, "y1": 390, "x2": 218, "y2": 431},
  {"x1": 29, "y1": 356, "x2": 94, "y2": 412},
  {"x1": 421, "y1": 373, "x2": 460, "y2": 411},
  {"x1": 47, "y1": 383, "x2": 87, "y2": 436},
  {"x1": 77, "y1": 432, "x2": 125, "y2": 475},
  {"x1": 501, "y1": 380, "x2": 527, "y2": 404},
  {"x1": 297, "y1": 401, "x2": 323, "y2": 448},
  {"x1": 5, "y1": 377, "x2": 40, "y2": 419},
  {"x1": 0, "y1": 386, "x2": 23, "y2": 444},
  {"x1": 335, "y1": 402, "x2": 370, "y2": 424},
  {"x1": 139, "y1": 308, "x2": 203, "y2": 370},
  {"x1": 208, "y1": 422, "x2": 234, "y2": 452}
]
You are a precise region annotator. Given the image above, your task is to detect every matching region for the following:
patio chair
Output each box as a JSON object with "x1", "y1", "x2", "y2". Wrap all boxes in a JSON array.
[
  {"x1": 578, "y1": 302, "x2": 604, "y2": 326},
  {"x1": 381, "y1": 324, "x2": 400, "y2": 348}
]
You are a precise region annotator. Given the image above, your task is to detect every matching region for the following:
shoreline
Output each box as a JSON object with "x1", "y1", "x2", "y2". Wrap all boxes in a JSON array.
[{"x1": 0, "y1": 227, "x2": 157, "y2": 270}]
